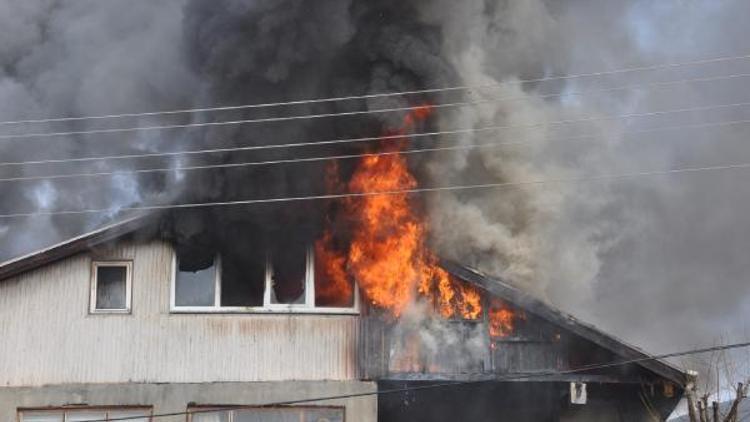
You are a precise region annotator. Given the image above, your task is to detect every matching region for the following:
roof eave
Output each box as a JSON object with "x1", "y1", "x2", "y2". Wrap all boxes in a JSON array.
[{"x1": 0, "y1": 213, "x2": 152, "y2": 282}]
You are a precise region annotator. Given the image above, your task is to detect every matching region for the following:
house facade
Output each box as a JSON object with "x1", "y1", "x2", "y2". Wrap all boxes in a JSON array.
[{"x1": 0, "y1": 215, "x2": 685, "y2": 421}]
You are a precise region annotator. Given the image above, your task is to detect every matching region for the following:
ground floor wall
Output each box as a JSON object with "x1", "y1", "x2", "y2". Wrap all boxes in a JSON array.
[
  {"x1": 0, "y1": 381, "x2": 377, "y2": 422},
  {"x1": 377, "y1": 381, "x2": 682, "y2": 422}
]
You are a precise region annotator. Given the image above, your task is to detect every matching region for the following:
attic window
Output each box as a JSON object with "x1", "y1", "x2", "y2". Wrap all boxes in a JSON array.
[{"x1": 90, "y1": 261, "x2": 132, "y2": 314}]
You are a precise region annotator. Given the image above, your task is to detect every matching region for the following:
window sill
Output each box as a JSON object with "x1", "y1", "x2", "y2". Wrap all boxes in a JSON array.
[
  {"x1": 89, "y1": 309, "x2": 132, "y2": 315},
  {"x1": 169, "y1": 306, "x2": 359, "y2": 315}
]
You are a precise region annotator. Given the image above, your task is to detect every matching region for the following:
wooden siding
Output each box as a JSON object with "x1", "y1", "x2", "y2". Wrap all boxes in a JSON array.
[{"x1": 0, "y1": 241, "x2": 359, "y2": 387}]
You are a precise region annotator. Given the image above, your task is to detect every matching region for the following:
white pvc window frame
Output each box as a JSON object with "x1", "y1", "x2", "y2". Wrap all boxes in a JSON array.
[
  {"x1": 186, "y1": 405, "x2": 345, "y2": 422},
  {"x1": 89, "y1": 260, "x2": 133, "y2": 314},
  {"x1": 18, "y1": 406, "x2": 152, "y2": 421},
  {"x1": 170, "y1": 246, "x2": 359, "y2": 314}
]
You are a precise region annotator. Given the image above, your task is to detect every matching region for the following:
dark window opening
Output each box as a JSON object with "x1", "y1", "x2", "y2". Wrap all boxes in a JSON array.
[
  {"x1": 175, "y1": 247, "x2": 216, "y2": 307},
  {"x1": 95, "y1": 265, "x2": 127, "y2": 310},
  {"x1": 271, "y1": 241, "x2": 307, "y2": 304},
  {"x1": 221, "y1": 250, "x2": 265, "y2": 307}
]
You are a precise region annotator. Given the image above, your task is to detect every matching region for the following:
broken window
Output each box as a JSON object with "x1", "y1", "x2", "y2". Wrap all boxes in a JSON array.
[
  {"x1": 220, "y1": 248, "x2": 265, "y2": 307},
  {"x1": 90, "y1": 261, "x2": 132, "y2": 313},
  {"x1": 175, "y1": 246, "x2": 217, "y2": 307},
  {"x1": 19, "y1": 408, "x2": 150, "y2": 422},
  {"x1": 270, "y1": 241, "x2": 308, "y2": 305},
  {"x1": 188, "y1": 407, "x2": 344, "y2": 422},
  {"x1": 171, "y1": 242, "x2": 358, "y2": 313}
]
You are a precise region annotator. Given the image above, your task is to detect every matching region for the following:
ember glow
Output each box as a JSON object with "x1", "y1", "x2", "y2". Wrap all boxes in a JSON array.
[{"x1": 316, "y1": 104, "x2": 482, "y2": 319}]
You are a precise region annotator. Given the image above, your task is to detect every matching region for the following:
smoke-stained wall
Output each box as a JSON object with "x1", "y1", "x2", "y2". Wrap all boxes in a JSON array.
[{"x1": 1, "y1": 0, "x2": 750, "y2": 370}]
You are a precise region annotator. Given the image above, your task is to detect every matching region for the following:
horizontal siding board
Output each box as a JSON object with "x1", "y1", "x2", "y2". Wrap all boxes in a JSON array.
[{"x1": 0, "y1": 241, "x2": 359, "y2": 386}]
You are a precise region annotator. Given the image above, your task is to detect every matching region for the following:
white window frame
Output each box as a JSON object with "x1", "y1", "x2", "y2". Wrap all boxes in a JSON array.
[
  {"x1": 186, "y1": 405, "x2": 345, "y2": 422},
  {"x1": 170, "y1": 246, "x2": 359, "y2": 314},
  {"x1": 18, "y1": 407, "x2": 152, "y2": 421},
  {"x1": 90, "y1": 260, "x2": 133, "y2": 314}
]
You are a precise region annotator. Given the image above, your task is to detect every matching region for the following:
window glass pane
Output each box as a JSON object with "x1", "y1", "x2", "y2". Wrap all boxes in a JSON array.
[
  {"x1": 234, "y1": 409, "x2": 297, "y2": 422},
  {"x1": 66, "y1": 411, "x2": 107, "y2": 422},
  {"x1": 302, "y1": 407, "x2": 344, "y2": 422},
  {"x1": 191, "y1": 410, "x2": 229, "y2": 422},
  {"x1": 96, "y1": 265, "x2": 127, "y2": 309},
  {"x1": 176, "y1": 250, "x2": 216, "y2": 307},
  {"x1": 234, "y1": 408, "x2": 344, "y2": 422},
  {"x1": 20, "y1": 411, "x2": 63, "y2": 422},
  {"x1": 270, "y1": 242, "x2": 307, "y2": 305},
  {"x1": 109, "y1": 410, "x2": 150, "y2": 422}
]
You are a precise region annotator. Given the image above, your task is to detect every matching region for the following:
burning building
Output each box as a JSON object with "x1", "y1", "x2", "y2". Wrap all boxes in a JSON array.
[
  {"x1": 0, "y1": 105, "x2": 686, "y2": 421},
  {"x1": 0, "y1": 210, "x2": 686, "y2": 420}
]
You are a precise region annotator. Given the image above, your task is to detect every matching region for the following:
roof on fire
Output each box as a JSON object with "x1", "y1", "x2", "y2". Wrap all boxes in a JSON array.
[
  {"x1": 442, "y1": 261, "x2": 687, "y2": 386},
  {"x1": 0, "y1": 212, "x2": 687, "y2": 386}
]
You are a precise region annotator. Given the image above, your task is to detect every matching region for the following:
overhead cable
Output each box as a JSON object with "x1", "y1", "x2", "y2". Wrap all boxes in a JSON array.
[
  {"x1": 1, "y1": 52, "x2": 749, "y2": 126},
  {"x1": 1, "y1": 97, "x2": 750, "y2": 171},
  {"x1": 4, "y1": 116, "x2": 750, "y2": 184},
  {"x1": 1, "y1": 72, "x2": 750, "y2": 141},
  {"x1": 3, "y1": 159, "x2": 750, "y2": 219}
]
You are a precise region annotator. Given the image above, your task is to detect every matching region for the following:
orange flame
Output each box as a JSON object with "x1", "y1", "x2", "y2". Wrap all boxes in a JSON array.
[
  {"x1": 314, "y1": 231, "x2": 353, "y2": 307},
  {"x1": 316, "y1": 104, "x2": 482, "y2": 319},
  {"x1": 488, "y1": 299, "x2": 523, "y2": 338}
]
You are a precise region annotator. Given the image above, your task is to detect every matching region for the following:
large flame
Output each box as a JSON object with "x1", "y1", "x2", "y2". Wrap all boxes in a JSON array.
[{"x1": 315, "y1": 104, "x2": 481, "y2": 319}]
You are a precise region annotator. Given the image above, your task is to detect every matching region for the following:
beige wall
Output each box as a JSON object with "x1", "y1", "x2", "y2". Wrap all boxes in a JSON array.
[
  {"x1": 0, "y1": 381, "x2": 377, "y2": 422},
  {"x1": 0, "y1": 240, "x2": 360, "y2": 386}
]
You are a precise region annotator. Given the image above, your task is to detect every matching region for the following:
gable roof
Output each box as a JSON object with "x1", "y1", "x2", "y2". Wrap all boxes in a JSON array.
[
  {"x1": 0, "y1": 213, "x2": 686, "y2": 386},
  {"x1": 0, "y1": 213, "x2": 152, "y2": 281},
  {"x1": 442, "y1": 261, "x2": 687, "y2": 386}
]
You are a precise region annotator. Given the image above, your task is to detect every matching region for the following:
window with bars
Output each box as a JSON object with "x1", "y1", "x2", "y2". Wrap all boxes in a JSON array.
[
  {"x1": 19, "y1": 408, "x2": 150, "y2": 422},
  {"x1": 188, "y1": 406, "x2": 345, "y2": 422}
]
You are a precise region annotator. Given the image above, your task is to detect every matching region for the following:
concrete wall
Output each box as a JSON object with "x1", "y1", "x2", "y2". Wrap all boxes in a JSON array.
[
  {"x1": 0, "y1": 240, "x2": 360, "y2": 386},
  {"x1": 0, "y1": 381, "x2": 377, "y2": 422}
]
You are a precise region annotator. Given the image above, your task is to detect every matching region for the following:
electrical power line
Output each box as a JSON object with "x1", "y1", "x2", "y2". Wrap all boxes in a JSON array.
[
  {"x1": 1, "y1": 97, "x2": 750, "y2": 175},
  {"x1": 2, "y1": 52, "x2": 750, "y2": 127},
  {"x1": 3, "y1": 72, "x2": 750, "y2": 167},
  {"x1": 4, "y1": 159, "x2": 750, "y2": 219},
  {"x1": 74, "y1": 340, "x2": 750, "y2": 422},
  {"x1": 2, "y1": 71, "x2": 750, "y2": 141},
  {"x1": 4, "y1": 116, "x2": 750, "y2": 184},
  {"x1": 0, "y1": 116, "x2": 740, "y2": 169}
]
